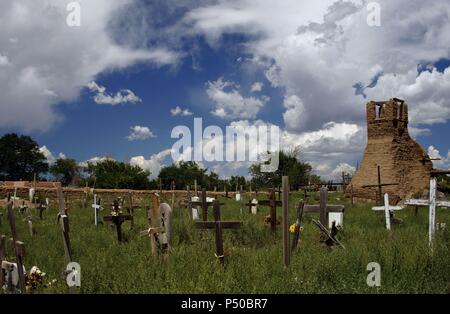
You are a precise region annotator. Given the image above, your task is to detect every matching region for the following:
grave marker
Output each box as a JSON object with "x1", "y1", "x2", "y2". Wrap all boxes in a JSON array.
[
  {"x1": 362, "y1": 165, "x2": 399, "y2": 204},
  {"x1": 291, "y1": 200, "x2": 304, "y2": 253},
  {"x1": 6, "y1": 201, "x2": 26, "y2": 291},
  {"x1": 282, "y1": 176, "x2": 289, "y2": 268},
  {"x1": 302, "y1": 187, "x2": 345, "y2": 227},
  {"x1": 372, "y1": 193, "x2": 403, "y2": 230},
  {"x1": 141, "y1": 203, "x2": 172, "y2": 256},
  {"x1": 195, "y1": 200, "x2": 242, "y2": 267},
  {"x1": 244, "y1": 198, "x2": 258, "y2": 214},
  {"x1": 92, "y1": 194, "x2": 102, "y2": 226},
  {"x1": 257, "y1": 189, "x2": 282, "y2": 231},
  {"x1": 103, "y1": 200, "x2": 132, "y2": 242},
  {"x1": 189, "y1": 188, "x2": 223, "y2": 222},
  {"x1": 405, "y1": 177, "x2": 450, "y2": 246},
  {"x1": 0, "y1": 234, "x2": 6, "y2": 287},
  {"x1": 125, "y1": 192, "x2": 139, "y2": 229},
  {"x1": 23, "y1": 213, "x2": 35, "y2": 237},
  {"x1": 57, "y1": 186, "x2": 73, "y2": 264},
  {"x1": 37, "y1": 198, "x2": 48, "y2": 220},
  {"x1": 312, "y1": 219, "x2": 345, "y2": 249}
]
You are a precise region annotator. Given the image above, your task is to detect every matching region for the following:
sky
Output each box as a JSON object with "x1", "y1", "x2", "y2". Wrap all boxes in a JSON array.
[{"x1": 1, "y1": 0, "x2": 450, "y2": 181}]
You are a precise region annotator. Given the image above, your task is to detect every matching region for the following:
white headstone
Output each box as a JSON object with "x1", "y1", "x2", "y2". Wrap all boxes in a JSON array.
[
  {"x1": 191, "y1": 196, "x2": 200, "y2": 221},
  {"x1": 159, "y1": 203, "x2": 172, "y2": 247},
  {"x1": 235, "y1": 193, "x2": 241, "y2": 201},
  {"x1": 192, "y1": 208, "x2": 199, "y2": 221},
  {"x1": 328, "y1": 212, "x2": 344, "y2": 228},
  {"x1": 29, "y1": 188, "x2": 35, "y2": 202},
  {"x1": 251, "y1": 199, "x2": 258, "y2": 215},
  {"x1": 1, "y1": 262, "x2": 26, "y2": 287},
  {"x1": 206, "y1": 197, "x2": 215, "y2": 203}
]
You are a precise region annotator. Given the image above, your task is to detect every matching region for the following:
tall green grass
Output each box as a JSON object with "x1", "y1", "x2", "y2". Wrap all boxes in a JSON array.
[{"x1": 1, "y1": 191, "x2": 449, "y2": 293}]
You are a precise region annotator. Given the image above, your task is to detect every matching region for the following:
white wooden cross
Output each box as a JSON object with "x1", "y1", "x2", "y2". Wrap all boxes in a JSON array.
[
  {"x1": 405, "y1": 177, "x2": 450, "y2": 246},
  {"x1": 372, "y1": 193, "x2": 403, "y2": 230},
  {"x1": 91, "y1": 194, "x2": 102, "y2": 226}
]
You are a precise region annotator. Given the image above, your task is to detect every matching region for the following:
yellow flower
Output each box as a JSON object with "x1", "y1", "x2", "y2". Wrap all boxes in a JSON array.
[{"x1": 289, "y1": 224, "x2": 296, "y2": 234}]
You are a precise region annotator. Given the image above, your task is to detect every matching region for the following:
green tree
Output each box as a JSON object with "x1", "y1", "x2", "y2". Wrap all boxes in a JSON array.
[
  {"x1": 84, "y1": 159, "x2": 151, "y2": 189},
  {"x1": 0, "y1": 133, "x2": 48, "y2": 181},
  {"x1": 229, "y1": 175, "x2": 247, "y2": 191},
  {"x1": 158, "y1": 161, "x2": 207, "y2": 190},
  {"x1": 249, "y1": 147, "x2": 314, "y2": 190},
  {"x1": 50, "y1": 158, "x2": 80, "y2": 186}
]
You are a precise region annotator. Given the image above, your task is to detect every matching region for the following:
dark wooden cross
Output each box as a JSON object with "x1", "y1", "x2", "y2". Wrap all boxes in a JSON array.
[
  {"x1": 0, "y1": 234, "x2": 6, "y2": 288},
  {"x1": 125, "y1": 192, "x2": 139, "y2": 229},
  {"x1": 281, "y1": 176, "x2": 290, "y2": 268},
  {"x1": 190, "y1": 188, "x2": 224, "y2": 222},
  {"x1": 6, "y1": 201, "x2": 26, "y2": 292},
  {"x1": 303, "y1": 187, "x2": 344, "y2": 227},
  {"x1": 257, "y1": 188, "x2": 282, "y2": 231},
  {"x1": 19, "y1": 200, "x2": 28, "y2": 215},
  {"x1": 37, "y1": 198, "x2": 48, "y2": 220},
  {"x1": 291, "y1": 200, "x2": 305, "y2": 253},
  {"x1": 362, "y1": 165, "x2": 399, "y2": 205},
  {"x1": 222, "y1": 185, "x2": 231, "y2": 199},
  {"x1": 57, "y1": 187, "x2": 73, "y2": 265},
  {"x1": 103, "y1": 200, "x2": 132, "y2": 242},
  {"x1": 194, "y1": 200, "x2": 242, "y2": 266},
  {"x1": 244, "y1": 199, "x2": 258, "y2": 214}
]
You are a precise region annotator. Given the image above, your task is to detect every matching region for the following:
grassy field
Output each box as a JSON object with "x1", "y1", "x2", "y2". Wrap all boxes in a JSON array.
[{"x1": 1, "y1": 191, "x2": 449, "y2": 294}]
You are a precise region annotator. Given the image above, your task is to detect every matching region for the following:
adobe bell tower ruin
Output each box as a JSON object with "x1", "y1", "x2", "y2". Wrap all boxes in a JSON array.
[{"x1": 345, "y1": 98, "x2": 433, "y2": 203}]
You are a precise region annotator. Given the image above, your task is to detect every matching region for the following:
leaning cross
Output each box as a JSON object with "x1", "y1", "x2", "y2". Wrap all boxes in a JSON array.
[
  {"x1": 194, "y1": 200, "x2": 242, "y2": 266},
  {"x1": 257, "y1": 188, "x2": 282, "y2": 231},
  {"x1": 291, "y1": 200, "x2": 305, "y2": 253},
  {"x1": 362, "y1": 165, "x2": 399, "y2": 204},
  {"x1": 91, "y1": 194, "x2": 102, "y2": 226},
  {"x1": 372, "y1": 193, "x2": 403, "y2": 230},
  {"x1": 103, "y1": 200, "x2": 132, "y2": 242},
  {"x1": 57, "y1": 186, "x2": 73, "y2": 264},
  {"x1": 6, "y1": 201, "x2": 26, "y2": 292},
  {"x1": 303, "y1": 187, "x2": 345, "y2": 227},
  {"x1": 405, "y1": 176, "x2": 450, "y2": 246},
  {"x1": 312, "y1": 219, "x2": 345, "y2": 249}
]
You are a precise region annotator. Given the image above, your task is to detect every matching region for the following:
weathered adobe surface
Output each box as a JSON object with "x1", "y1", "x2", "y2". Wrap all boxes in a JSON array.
[{"x1": 345, "y1": 99, "x2": 433, "y2": 204}]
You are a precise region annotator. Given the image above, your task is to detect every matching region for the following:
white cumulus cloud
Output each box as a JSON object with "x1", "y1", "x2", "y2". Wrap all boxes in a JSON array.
[
  {"x1": 87, "y1": 81, "x2": 142, "y2": 106},
  {"x1": 130, "y1": 149, "x2": 173, "y2": 178},
  {"x1": 171, "y1": 106, "x2": 193, "y2": 116},
  {"x1": 207, "y1": 77, "x2": 269, "y2": 119},
  {"x1": 126, "y1": 125, "x2": 156, "y2": 141},
  {"x1": 0, "y1": 0, "x2": 179, "y2": 131}
]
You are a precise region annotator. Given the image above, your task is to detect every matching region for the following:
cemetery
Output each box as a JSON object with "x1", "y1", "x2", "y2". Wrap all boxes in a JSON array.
[
  {"x1": 0, "y1": 99, "x2": 449, "y2": 294},
  {"x1": 0, "y1": 181, "x2": 449, "y2": 293}
]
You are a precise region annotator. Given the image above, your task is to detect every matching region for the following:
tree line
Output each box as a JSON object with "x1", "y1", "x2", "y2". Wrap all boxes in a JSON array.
[{"x1": 0, "y1": 133, "x2": 322, "y2": 190}]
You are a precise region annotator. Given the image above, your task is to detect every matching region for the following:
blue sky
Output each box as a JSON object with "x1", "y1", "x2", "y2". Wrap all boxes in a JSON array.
[{"x1": 1, "y1": 0, "x2": 450, "y2": 179}]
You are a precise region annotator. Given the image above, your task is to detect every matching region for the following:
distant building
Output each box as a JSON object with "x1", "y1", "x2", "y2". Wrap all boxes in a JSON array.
[{"x1": 346, "y1": 98, "x2": 433, "y2": 203}]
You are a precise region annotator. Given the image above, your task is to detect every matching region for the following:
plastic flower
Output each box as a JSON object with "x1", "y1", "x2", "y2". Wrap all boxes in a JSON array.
[{"x1": 289, "y1": 224, "x2": 296, "y2": 234}]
